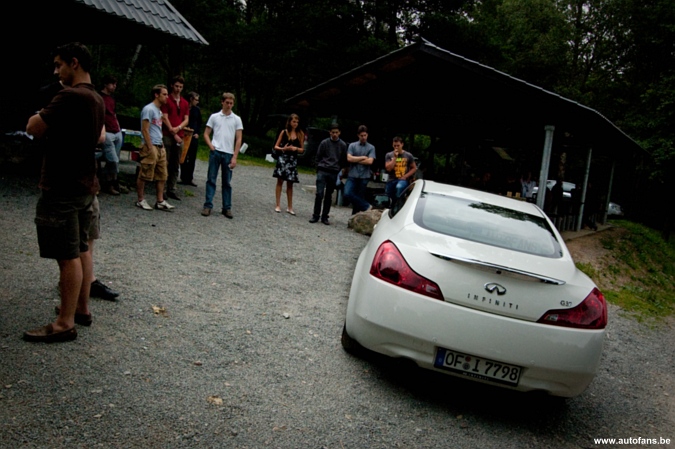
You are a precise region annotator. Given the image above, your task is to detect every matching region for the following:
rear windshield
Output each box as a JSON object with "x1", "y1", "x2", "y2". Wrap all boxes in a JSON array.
[{"x1": 414, "y1": 192, "x2": 563, "y2": 258}]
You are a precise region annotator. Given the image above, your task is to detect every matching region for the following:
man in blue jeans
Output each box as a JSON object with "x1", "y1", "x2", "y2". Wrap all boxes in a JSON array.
[
  {"x1": 384, "y1": 136, "x2": 417, "y2": 206},
  {"x1": 310, "y1": 124, "x2": 347, "y2": 225},
  {"x1": 202, "y1": 92, "x2": 243, "y2": 219},
  {"x1": 344, "y1": 125, "x2": 376, "y2": 215}
]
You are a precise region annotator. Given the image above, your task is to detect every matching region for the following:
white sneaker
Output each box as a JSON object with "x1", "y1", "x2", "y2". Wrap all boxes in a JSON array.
[
  {"x1": 155, "y1": 200, "x2": 175, "y2": 211},
  {"x1": 136, "y1": 199, "x2": 153, "y2": 211}
]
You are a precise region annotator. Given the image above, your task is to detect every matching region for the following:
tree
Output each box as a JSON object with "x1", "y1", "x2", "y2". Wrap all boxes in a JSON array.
[{"x1": 475, "y1": 0, "x2": 572, "y2": 90}]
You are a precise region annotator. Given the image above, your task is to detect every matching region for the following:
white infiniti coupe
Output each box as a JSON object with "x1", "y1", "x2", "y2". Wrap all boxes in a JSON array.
[{"x1": 342, "y1": 180, "x2": 607, "y2": 397}]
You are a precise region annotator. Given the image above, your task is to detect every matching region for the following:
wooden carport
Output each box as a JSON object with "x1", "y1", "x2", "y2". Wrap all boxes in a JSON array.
[{"x1": 286, "y1": 39, "x2": 646, "y2": 231}]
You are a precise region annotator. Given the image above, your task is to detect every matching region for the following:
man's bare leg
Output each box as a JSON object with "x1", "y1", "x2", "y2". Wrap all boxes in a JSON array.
[
  {"x1": 156, "y1": 180, "x2": 165, "y2": 203},
  {"x1": 54, "y1": 258, "x2": 83, "y2": 331},
  {"x1": 77, "y1": 249, "x2": 93, "y2": 316},
  {"x1": 87, "y1": 240, "x2": 97, "y2": 285},
  {"x1": 137, "y1": 178, "x2": 145, "y2": 201}
]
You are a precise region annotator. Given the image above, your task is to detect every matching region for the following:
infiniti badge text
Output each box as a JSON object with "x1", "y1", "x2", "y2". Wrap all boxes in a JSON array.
[{"x1": 467, "y1": 288, "x2": 519, "y2": 310}]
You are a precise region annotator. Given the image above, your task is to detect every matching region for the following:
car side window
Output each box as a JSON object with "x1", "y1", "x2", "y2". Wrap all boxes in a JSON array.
[{"x1": 389, "y1": 182, "x2": 415, "y2": 218}]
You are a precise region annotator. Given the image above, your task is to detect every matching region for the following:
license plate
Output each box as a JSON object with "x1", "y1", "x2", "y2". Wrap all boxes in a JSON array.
[{"x1": 434, "y1": 347, "x2": 522, "y2": 386}]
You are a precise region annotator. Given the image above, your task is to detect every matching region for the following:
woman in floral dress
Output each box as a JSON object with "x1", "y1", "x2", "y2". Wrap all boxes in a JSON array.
[{"x1": 273, "y1": 114, "x2": 304, "y2": 214}]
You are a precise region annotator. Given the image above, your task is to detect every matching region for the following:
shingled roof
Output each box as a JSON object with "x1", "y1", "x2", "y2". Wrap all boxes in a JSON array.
[
  {"x1": 1, "y1": 0, "x2": 207, "y2": 132},
  {"x1": 75, "y1": 0, "x2": 208, "y2": 45},
  {"x1": 9, "y1": 0, "x2": 207, "y2": 46}
]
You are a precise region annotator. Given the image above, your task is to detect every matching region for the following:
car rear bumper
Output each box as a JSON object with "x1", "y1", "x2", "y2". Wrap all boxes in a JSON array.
[{"x1": 346, "y1": 273, "x2": 606, "y2": 397}]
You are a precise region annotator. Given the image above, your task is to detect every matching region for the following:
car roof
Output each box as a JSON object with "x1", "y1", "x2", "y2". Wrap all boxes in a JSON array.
[{"x1": 420, "y1": 180, "x2": 546, "y2": 216}]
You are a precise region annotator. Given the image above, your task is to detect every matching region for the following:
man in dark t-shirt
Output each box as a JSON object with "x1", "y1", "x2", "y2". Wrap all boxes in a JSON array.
[
  {"x1": 310, "y1": 123, "x2": 347, "y2": 225},
  {"x1": 36, "y1": 79, "x2": 120, "y2": 303},
  {"x1": 24, "y1": 42, "x2": 105, "y2": 343}
]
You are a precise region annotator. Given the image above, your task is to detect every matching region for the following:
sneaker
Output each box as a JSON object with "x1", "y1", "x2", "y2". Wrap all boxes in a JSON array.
[
  {"x1": 90, "y1": 279, "x2": 119, "y2": 301},
  {"x1": 155, "y1": 200, "x2": 175, "y2": 211},
  {"x1": 136, "y1": 199, "x2": 153, "y2": 210},
  {"x1": 201, "y1": 208, "x2": 211, "y2": 217},
  {"x1": 222, "y1": 209, "x2": 233, "y2": 219}
]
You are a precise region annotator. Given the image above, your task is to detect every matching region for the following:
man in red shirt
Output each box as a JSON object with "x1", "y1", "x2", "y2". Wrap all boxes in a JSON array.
[
  {"x1": 100, "y1": 75, "x2": 125, "y2": 195},
  {"x1": 161, "y1": 76, "x2": 189, "y2": 201}
]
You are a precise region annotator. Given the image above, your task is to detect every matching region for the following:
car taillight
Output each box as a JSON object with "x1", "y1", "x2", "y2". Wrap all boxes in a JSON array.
[
  {"x1": 537, "y1": 288, "x2": 607, "y2": 329},
  {"x1": 370, "y1": 241, "x2": 443, "y2": 301}
]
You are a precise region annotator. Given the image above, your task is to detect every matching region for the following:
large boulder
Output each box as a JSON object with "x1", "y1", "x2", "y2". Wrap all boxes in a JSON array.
[{"x1": 348, "y1": 209, "x2": 384, "y2": 236}]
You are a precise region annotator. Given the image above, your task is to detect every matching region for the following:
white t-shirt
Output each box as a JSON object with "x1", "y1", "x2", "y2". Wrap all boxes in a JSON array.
[{"x1": 205, "y1": 110, "x2": 243, "y2": 154}]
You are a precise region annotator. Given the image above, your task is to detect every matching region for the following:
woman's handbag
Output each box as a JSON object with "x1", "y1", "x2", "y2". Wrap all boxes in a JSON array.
[{"x1": 271, "y1": 130, "x2": 289, "y2": 160}]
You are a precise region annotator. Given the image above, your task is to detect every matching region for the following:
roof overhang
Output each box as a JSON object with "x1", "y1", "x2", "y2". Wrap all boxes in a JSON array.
[
  {"x1": 286, "y1": 39, "x2": 642, "y2": 158},
  {"x1": 14, "y1": 0, "x2": 208, "y2": 45}
]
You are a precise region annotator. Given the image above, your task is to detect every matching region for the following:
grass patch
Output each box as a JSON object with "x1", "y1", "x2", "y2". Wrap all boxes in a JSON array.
[
  {"x1": 600, "y1": 235, "x2": 615, "y2": 250},
  {"x1": 576, "y1": 262, "x2": 597, "y2": 279},
  {"x1": 598, "y1": 220, "x2": 675, "y2": 321},
  {"x1": 606, "y1": 264, "x2": 621, "y2": 277},
  {"x1": 605, "y1": 288, "x2": 673, "y2": 323}
]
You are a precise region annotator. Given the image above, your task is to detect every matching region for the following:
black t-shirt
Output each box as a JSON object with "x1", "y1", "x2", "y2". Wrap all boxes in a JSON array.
[{"x1": 38, "y1": 83, "x2": 104, "y2": 195}]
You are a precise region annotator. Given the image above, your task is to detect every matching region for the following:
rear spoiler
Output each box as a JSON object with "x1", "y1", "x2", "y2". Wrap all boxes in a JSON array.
[{"x1": 430, "y1": 251, "x2": 566, "y2": 285}]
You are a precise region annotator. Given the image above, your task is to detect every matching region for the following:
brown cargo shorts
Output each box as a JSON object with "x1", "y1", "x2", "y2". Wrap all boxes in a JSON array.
[{"x1": 138, "y1": 143, "x2": 168, "y2": 182}]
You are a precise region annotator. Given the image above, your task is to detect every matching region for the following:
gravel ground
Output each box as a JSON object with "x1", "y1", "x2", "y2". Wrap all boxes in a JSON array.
[{"x1": 0, "y1": 160, "x2": 673, "y2": 449}]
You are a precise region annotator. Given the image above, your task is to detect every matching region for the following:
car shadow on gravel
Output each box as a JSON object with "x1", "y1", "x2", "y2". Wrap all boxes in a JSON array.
[{"x1": 347, "y1": 348, "x2": 570, "y2": 428}]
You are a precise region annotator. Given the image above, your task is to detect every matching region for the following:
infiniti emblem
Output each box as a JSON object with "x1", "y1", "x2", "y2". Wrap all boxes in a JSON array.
[{"x1": 484, "y1": 282, "x2": 507, "y2": 295}]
